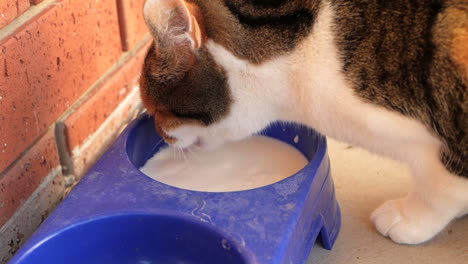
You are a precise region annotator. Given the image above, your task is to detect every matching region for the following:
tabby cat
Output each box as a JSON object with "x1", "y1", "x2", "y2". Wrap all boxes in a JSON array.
[{"x1": 139, "y1": 0, "x2": 468, "y2": 244}]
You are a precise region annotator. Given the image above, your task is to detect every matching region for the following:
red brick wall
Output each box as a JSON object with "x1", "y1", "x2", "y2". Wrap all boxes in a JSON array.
[
  {"x1": 0, "y1": 1, "x2": 30, "y2": 29},
  {"x1": 0, "y1": 0, "x2": 150, "y2": 261}
]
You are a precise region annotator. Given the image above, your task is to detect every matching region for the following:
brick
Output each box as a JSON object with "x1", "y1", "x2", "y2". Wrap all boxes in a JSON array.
[
  {"x1": 116, "y1": 0, "x2": 149, "y2": 51},
  {"x1": 0, "y1": 128, "x2": 60, "y2": 227},
  {"x1": 63, "y1": 40, "x2": 150, "y2": 151},
  {"x1": 0, "y1": 0, "x2": 30, "y2": 29},
  {"x1": 0, "y1": 0, "x2": 122, "y2": 172}
]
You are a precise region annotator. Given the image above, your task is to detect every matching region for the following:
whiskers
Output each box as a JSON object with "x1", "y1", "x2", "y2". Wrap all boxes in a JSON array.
[
  {"x1": 173, "y1": 146, "x2": 193, "y2": 164},
  {"x1": 173, "y1": 147, "x2": 183, "y2": 161},
  {"x1": 155, "y1": 138, "x2": 164, "y2": 147},
  {"x1": 185, "y1": 146, "x2": 202, "y2": 162},
  {"x1": 164, "y1": 139, "x2": 205, "y2": 164},
  {"x1": 179, "y1": 147, "x2": 188, "y2": 162}
]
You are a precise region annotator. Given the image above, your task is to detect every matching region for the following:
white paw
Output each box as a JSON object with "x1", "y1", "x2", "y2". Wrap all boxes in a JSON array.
[{"x1": 371, "y1": 198, "x2": 449, "y2": 244}]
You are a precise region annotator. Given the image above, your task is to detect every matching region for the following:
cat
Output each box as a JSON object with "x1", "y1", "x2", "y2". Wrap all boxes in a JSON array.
[{"x1": 139, "y1": 0, "x2": 468, "y2": 245}]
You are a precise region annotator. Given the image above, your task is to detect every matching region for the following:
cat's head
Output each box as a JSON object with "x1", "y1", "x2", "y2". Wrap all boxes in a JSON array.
[{"x1": 140, "y1": 0, "x2": 286, "y2": 149}]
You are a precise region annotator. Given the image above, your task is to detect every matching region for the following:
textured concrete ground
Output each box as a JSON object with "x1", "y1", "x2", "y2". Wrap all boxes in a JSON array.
[{"x1": 308, "y1": 139, "x2": 468, "y2": 264}]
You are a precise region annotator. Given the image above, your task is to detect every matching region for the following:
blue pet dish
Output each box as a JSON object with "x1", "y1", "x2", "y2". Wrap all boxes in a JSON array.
[{"x1": 9, "y1": 114, "x2": 341, "y2": 264}]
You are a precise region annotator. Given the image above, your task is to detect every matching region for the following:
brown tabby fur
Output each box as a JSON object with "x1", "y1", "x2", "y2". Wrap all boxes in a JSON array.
[
  {"x1": 140, "y1": 0, "x2": 467, "y2": 177},
  {"x1": 332, "y1": 0, "x2": 467, "y2": 176}
]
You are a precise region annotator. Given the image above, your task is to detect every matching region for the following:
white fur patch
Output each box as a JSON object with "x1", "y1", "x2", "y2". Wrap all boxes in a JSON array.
[
  {"x1": 167, "y1": 0, "x2": 468, "y2": 244},
  {"x1": 169, "y1": 40, "x2": 293, "y2": 149}
]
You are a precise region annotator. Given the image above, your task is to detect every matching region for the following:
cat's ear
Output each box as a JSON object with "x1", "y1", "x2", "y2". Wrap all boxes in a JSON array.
[{"x1": 143, "y1": 0, "x2": 203, "y2": 49}]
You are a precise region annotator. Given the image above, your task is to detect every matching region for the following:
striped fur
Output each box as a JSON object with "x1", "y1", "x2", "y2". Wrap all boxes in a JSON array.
[{"x1": 140, "y1": 0, "x2": 468, "y2": 245}]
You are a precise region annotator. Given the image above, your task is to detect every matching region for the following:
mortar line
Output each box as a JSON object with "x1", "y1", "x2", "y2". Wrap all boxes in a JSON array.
[
  {"x1": 0, "y1": 35, "x2": 150, "y2": 178},
  {"x1": 56, "y1": 34, "x2": 151, "y2": 123},
  {"x1": 0, "y1": 0, "x2": 58, "y2": 43}
]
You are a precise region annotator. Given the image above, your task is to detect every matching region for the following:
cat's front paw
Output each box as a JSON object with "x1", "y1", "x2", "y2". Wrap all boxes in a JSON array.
[{"x1": 371, "y1": 198, "x2": 449, "y2": 244}]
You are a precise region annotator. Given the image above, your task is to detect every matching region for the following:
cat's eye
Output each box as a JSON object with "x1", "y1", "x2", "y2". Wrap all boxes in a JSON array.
[{"x1": 170, "y1": 110, "x2": 213, "y2": 125}]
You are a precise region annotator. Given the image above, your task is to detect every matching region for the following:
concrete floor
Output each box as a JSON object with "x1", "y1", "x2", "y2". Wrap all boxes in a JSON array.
[{"x1": 307, "y1": 139, "x2": 468, "y2": 264}]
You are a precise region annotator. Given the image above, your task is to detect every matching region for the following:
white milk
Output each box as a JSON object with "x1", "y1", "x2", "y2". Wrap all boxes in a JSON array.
[{"x1": 140, "y1": 136, "x2": 308, "y2": 192}]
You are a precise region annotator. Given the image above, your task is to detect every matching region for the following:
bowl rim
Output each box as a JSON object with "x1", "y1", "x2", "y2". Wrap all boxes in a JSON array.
[
  {"x1": 12, "y1": 211, "x2": 254, "y2": 264},
  {"x1": 123, "y1": 115, "x2": 328, "y2": 194}
]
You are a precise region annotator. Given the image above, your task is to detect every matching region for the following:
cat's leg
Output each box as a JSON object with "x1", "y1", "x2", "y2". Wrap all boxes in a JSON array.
[{"x1": 371, "y1": 145, "x2": 468, "y2": 244}]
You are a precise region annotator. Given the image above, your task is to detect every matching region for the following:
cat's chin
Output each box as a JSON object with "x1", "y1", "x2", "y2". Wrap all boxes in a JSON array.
[
  {"x1": 173, "y1": 136, "x2": 229, "y2": 152},
  {"x1": 170, "y1": 136, "x2": 214, "y2": 151},
  {"x1": 169, "y1": 134, "x2": 199, "y2": 150},
  {"x1": 186, "y1": 137, "x2": 223, "y2": 152}
]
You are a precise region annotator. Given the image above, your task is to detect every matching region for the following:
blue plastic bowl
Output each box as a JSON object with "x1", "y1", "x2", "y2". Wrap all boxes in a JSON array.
[
  {"x1": 9, "y1": 114, "x2": 341, "y2": 264},
  {"x1": 16, "y1": 214, "x2": 246, "y2": 264}
]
